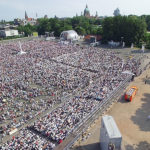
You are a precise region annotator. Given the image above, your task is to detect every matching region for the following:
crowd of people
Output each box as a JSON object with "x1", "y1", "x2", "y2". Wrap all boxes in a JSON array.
[
  {"x1": 54, "y1": 47, "x2": 141, "y2": 75},
  {"x1": 29, "y1": 74, "x2": 129, "y2": 144},
  {"x1": 0, "y1": 40, "x2": 96, "y2": 137},
  {"x1": 1, "y1": 129, "x2": 55, "y2": 150},
  {"x1": 0, "y1": 39, "x2": 142, "y2": 149}
]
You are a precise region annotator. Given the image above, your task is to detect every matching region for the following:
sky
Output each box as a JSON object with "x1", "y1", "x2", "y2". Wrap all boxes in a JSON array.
[{"x1": 1, "y1": 0, "x2": 150, "y2": 21}]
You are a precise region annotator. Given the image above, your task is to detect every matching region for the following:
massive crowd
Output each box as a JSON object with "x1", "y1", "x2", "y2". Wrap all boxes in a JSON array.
[
  {"x1": 1, "y1": 129, "x2": 56, "y2": 150},
  {"x1": 0, "y1": 39, "x2": 142, "y2": 149},
  {"x1": 0, "y1": 40, "x2": 96, "y2": 136}
]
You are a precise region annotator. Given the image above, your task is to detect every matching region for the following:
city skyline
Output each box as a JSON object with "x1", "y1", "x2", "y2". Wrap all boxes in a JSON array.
[{"x1": 1, "y1": 0, "x2": 150, "y2": 21}]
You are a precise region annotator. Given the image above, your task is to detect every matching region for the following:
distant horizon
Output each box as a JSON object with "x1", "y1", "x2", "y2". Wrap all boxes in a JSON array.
[
  {"x1": 2, "y1": 13, "x2": 150, "y2": 22},
  {"x1": 1, "y1": 0, "x2": 150, "y2": 21}
]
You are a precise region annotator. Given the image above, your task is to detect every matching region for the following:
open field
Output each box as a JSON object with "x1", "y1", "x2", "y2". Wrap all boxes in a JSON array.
[{"x1": 0, "y1": 38, "x2": 149, "y2": 149}]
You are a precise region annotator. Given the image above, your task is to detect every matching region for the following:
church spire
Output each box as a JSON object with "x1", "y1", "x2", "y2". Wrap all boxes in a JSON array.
[
  {"x1": 25, "y1": 11, "x2": 28, "y2": 20},
  {"x1": 84, "y1": 4, "x2": 90, "y2": 17},
  {"x1": 95, "y1": 11, "x2": 98, "y2": 17}
]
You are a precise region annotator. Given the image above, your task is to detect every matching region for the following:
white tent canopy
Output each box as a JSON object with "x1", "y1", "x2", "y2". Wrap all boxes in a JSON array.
[{"x1": 60, "y1": 30, "x2": 79, "y2": 41}]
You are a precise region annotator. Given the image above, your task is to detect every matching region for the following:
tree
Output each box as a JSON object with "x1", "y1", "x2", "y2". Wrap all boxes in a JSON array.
[
  {"x1": 90, "y1": 26, "x2": 97, "y2": 35},
  {"x1": 17, "y1": 24, "x2": 35, "y2": 36},
  {"x1": 17, "y1": 25, "x2": 24, "y2": 33},
  {"x1": 37, "y1": 18, "x2": 51, "y2": 35},
  {"x1": 102, "y1": 17, "x2": 114, "y2": 42},
  {"x1": 31, "y1": 16, "x2": 104, "y2": 36},
  {"x1": 24, "y1": 24, "x2": 34, "y2": 36},
  {"x1": 102, "y1": 16, "x2": 147, "y2": 46},
  {"x1": 140, "y1": 15, "x2": 150, "y2": 31},
  {"x1": 97, "y1": 27, "x2": 103, "y2": 35},
  {"x1": 61, "y1": 24, "x2": 72, "y2": 31},
  {"x1": 144, "y1": 32, "x2": 150, "y2": 49},
  {"x1": 75, "y1": 26, "x2": 86, "y2": 35}
]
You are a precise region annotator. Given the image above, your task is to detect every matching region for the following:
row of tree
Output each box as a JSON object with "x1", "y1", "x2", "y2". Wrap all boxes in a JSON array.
[
  {"x1": 102, "y1": 15, "x2": 150, "y2": 48},
  {"x1": 37, "y1": 17, "x2": 103, "y2": 36},
  {"x1": 102, "y1": 16, "x2": 147, "y2": 46},
  {"x1": 17, "y1": 16, "x2": 102, "y2": 37},
  {"x1": 16, "y1": 15, "x2": 150, "y2": 48},
  {"x1": 17, "y1": 24, "x2": 37, "y2": 36}
]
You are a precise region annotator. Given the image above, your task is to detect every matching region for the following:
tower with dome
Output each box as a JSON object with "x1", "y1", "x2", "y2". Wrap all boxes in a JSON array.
[
  {"x1": 84, "y1": 4, "x2": 90, "y2": 17},
  {"x1": 83, "y1": 4, "x2": 99, "y2": 19}
]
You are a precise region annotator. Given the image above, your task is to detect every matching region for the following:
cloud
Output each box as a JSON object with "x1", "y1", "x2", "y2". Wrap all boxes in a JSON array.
[
  {"x1": 0, "y1": 0, "x2": 26, "y2": 11},
  {"x1": 1, "y1": 0, "x2": 150, "y2": 20}
]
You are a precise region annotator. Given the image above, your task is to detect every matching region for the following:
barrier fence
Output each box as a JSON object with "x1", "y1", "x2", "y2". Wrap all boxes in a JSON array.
[
  {"x1": 62, "y1": 75, "x2": 132, "y2": 150},
  {"x1": 0, "y1": 36, "x2": 44, "y2": 44}
]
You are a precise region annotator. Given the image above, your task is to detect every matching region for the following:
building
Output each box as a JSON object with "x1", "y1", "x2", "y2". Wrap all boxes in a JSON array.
[
  {"x1": 113, "y1": 8, "x2": 121, "y2": 16},
  {"x1": 100, "y1": 116, "x2": 122, "y2": 150},
  {"x1": 83, "y1": 4, "x2": 99, "y2": 19},
  {"x1": 44, "y1": 15, "x2": 48, "y2": 19},
  {"x1": 14, "y1": 18, "x2": 22, "y2": 25},
  {"x1": 0, "y1": 24, "x2": 19, "y2": 38},
  {"x1": 84, "y1": 4, "x2": 90, "y2": 18},
  {"x1": 14, "y1": 11, "x2": 37, "y2": 26},
  {"x1": 0, "y1": 24, "x2": 18, "y2": 30},
  {"x1": 84, "y1": 35, "x2": 102, "y2": 42},
  {"x1": 0, "y1": 30, "x2": 18, "y2": 38},
  {"x1": 22, "y1": 11, "x2": 37, "y2": 26}
]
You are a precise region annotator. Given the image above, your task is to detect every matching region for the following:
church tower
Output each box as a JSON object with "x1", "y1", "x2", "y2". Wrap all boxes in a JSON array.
[
  {"x1": 95, "y1": 11, "x2": 98, "y2": 18},
  {"x1": 84, "y1": 4, "x2": 90, "y2": 18},
  {"x1": 25, "y1": 11, "x2": 28, "y2": 20}
]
